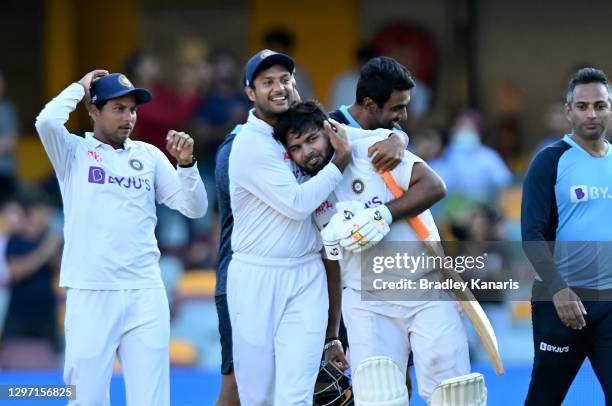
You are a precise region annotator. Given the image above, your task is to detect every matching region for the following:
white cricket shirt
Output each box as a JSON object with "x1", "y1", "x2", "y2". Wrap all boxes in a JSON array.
[
  {"x1": 314, "y1": 136, "x2": 441, "y2": 291},
  {"x1": 35, "y1": 83, "x2": 208, "y2": 289},
  {"x1": 229, "y1": 110, "x2": 392, "y2": 259}
]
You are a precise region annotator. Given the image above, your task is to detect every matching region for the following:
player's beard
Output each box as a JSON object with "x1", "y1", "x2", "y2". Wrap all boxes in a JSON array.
[{"x1": 302, "y1": 143, "x2": 334, "y2": 176}]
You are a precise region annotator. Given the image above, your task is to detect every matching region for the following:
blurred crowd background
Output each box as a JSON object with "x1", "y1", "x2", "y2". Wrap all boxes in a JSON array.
[{"x1": 0, "y1": 0, "x2": 611, "y2": 380}]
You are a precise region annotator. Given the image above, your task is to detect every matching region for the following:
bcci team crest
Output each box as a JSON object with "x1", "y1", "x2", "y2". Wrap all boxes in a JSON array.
[
  {"x1": 352, "y1": 179, "x2": 364, "y2": 194},
  {"x1": 260, "y1": 49, "x2": 275, "y2": 59},
  {"x1": 129, "y1": 159, "x2": 143, "y2": 171},
  {"x1": 118, "y1": 74, "x2": 133, "y2": 88}
]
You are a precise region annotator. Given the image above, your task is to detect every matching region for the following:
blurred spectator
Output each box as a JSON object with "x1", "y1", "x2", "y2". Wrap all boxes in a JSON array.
[
  {"x1": 491, "y1": 83, "x2": 524, "y2": 166},
  {"x1": 0, "y1": 188, "x2": 62, "y2": 369},
  {"x1": 183, "y1": 50, "x2": 247, "y2": 256},
  {"x1": 411, "y1": 127, "x2": 445, "y2": 163},
  {"x1": 329, "y1": 44, "x2": 378, "y2": 109},
  {"x1": 371, "y1": 21, "x2": 436, "y2": 122},
  {"x1": 124, "y1": 50, "x2": 206, "y2": 252},
  {"x1": 125, "y1": 50, "x2": 201, "y2": 164},
  {"x1": 0, "y1": 177, "x2": 20, "y2": 333},
  {"x1": 534, "y1": 102, "x2": 571, "y2": 152},
  {"x1": 452, "y1": 204, "x2": 504, "y2": 242},
  {"x1": 0, "y1": 70, "x2": 19, "y2": 176},
  {"x1": 264, "y1": 28, "x2": 315, "y2": 101},
  {"x1": 191, "y1": 49, "x2": 248, "y2": 163},
  {"x1": 451, "y1": 204, "x2": 510, "y2": 304},
  {"x1": 434, "y1": 109, "x2": 512, "y2": 220}
]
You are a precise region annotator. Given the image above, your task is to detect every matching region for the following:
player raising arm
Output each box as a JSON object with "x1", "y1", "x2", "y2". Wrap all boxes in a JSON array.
[{"x1": 35, "y1": 69, "x2": 207, "y2": 406}]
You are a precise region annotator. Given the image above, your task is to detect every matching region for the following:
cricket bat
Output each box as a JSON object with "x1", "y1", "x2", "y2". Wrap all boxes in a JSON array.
[{"x1": 380, "y1": 172, "x2": 505, "y2": 376}]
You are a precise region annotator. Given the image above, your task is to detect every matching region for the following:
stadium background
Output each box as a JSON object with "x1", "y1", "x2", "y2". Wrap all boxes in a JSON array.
[{"x1": 0, "y1": 0, "x2": 610, "y2": 404}]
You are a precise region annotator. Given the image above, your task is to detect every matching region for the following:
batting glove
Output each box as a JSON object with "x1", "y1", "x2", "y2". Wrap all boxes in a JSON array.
[
  {"x1": 339, "y1": 205, "x2": 392, "y2": 253},
  {"x1": 320, "y1": 201, "x2": 365, "y2": 259}
]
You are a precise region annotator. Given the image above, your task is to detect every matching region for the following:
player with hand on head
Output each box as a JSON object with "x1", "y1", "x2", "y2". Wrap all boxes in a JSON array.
[
  {"x1": 35, "y1": 69, "x2": 208, "y2": 406},
  {"x1": 274, "y1": 101, "x2": 479, "y2": 404}
]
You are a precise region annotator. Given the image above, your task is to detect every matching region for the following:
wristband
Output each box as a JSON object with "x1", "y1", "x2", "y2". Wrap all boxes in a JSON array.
[
  {"x1": 323, "y1": 339, "x2": 343, "y2": 352},
  {"x1": 178, "y1": 156, "x2": 196, "y2": 168}
]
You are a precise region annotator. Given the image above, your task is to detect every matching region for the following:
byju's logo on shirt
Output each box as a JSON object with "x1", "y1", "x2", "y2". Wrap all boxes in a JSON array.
[
  {"x1": 88, "y1": 166, "x2": 106, "y2": 184},
  {"x1": 87, "y1": 166, "x2": 151, "y2": 191},
  {"x1": 570, "y1": 185, "x2": 612, "y2": 203}
]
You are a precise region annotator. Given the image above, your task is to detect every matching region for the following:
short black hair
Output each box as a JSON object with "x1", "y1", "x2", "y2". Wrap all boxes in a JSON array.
[
  {"x1": 93, "y1": 100, "x2": 108, "y2": 110},
  {"x1": 273, "y1": 101, "x2": 327, "y2": 146},
  {"x1": 356, "y1": 56, "x2": 415, "y2": 108},
  {"x1": 566, "y1": 67, "x2": 612, "y2": 104}
]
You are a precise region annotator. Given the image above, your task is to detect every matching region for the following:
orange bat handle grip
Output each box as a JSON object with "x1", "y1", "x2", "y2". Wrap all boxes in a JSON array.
[{"x1": 380, "y1": 172, "x2": 431, "y2": 241}]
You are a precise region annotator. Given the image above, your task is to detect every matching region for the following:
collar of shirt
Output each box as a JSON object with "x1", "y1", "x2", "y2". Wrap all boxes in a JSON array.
[
  {"x1": 247, "y1": 109, "x2": 273, "y2": 135},
  {"x1": 85, "y1": 132, "x2": 135, "y2": 151},
  {"x1": 339, "y1": 105, "x2": 362, "y2": 129},
  {"x1": 564, "y1": 134, "x2": 611, "y2": 157}
]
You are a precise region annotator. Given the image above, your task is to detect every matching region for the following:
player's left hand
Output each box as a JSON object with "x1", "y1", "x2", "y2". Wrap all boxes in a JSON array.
[
  {"x1": 166, "y1": 130, "x2": 195, "y2": 165},
  {"x1": 368, "y1": 131, "x2": 408, "y2": 173},
  {"x1": 553, "y1": 287, "x2": 587, "y2": 330},
  {"x1": 325, "y1": 342, "x2": 349, "y2": 372},
  {"x1": 339, "y1": 205, "x2": 392, "y2": 253}
]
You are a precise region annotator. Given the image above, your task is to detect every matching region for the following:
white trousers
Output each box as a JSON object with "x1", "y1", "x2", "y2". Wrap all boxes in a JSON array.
[
  {"x1": 342, "y1": 288, "x2": 470, "y2": 401},
  {"x1": 63, "y1": 288, "x2": 170, "y2": 406},
  {"x1": 227, "y1": 253, "x2": 328, "y2": 406}
]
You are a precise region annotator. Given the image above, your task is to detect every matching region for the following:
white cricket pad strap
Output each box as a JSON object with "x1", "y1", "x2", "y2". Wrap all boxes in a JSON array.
[
  {"x1": 428, "y1": 373, "x2": 487, "y2": 406},
  {"x1": 352, "y1": 356, "x2": 409, "y2": 406}
]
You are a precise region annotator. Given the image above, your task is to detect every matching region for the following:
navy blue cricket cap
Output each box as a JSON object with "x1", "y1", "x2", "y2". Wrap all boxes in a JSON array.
[
  {"x1": 244, "y1": 49, "x2": 295, "y2": 87},
  {"x1": 90, "y1": 73, "x2": 152, "y2": 105}
]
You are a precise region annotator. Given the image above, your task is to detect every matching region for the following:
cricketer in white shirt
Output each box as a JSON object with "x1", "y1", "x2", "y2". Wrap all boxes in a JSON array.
[
  {"x1": 227, "y1": 108, "x2": 396, "y2": 405},
  {"x1": 35, "y1": 72, "x2": 207, "y2": 406},
  {"x1": 310, "y1": 137, "x2": 471, "y2": 401},
  {"x1": 36, "y1": 82, "x2": 207, "y2": 289}
]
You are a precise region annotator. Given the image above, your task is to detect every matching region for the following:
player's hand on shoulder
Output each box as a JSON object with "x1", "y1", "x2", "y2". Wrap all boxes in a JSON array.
[
  {"x1": 166, "y1": 130, "x2": 195, "y2": 166},
  {"x1": 368, "y1": 131, "x2": 407, "y2": 173},
  {"x1": 326, "y1": 118, "x2": 352, "y2": 171},
  {"x1": 78, "y1": 69, "x2": 109, "y2": 103}
]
